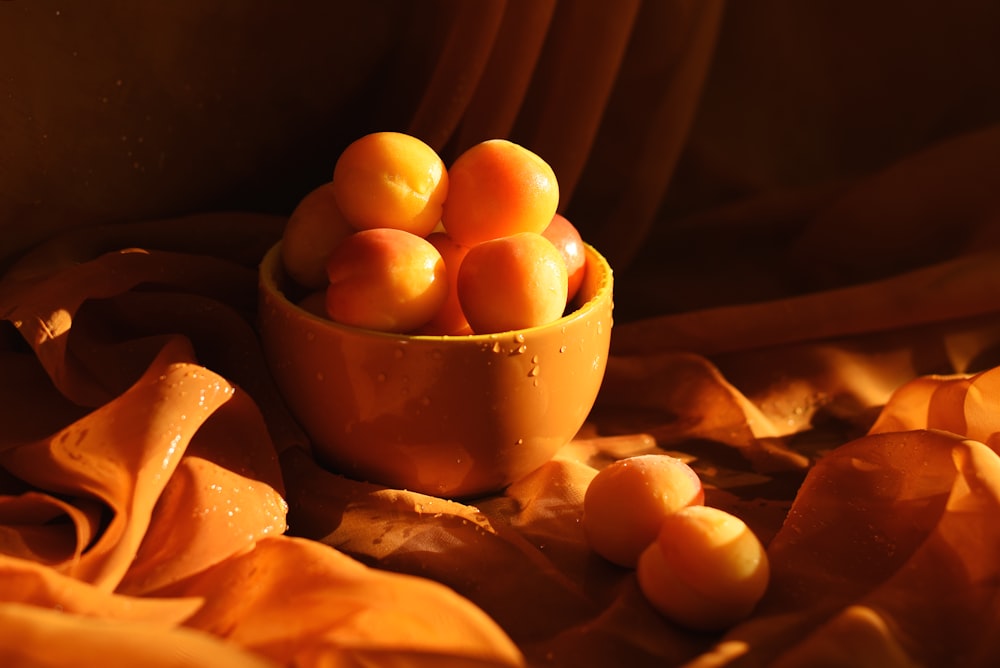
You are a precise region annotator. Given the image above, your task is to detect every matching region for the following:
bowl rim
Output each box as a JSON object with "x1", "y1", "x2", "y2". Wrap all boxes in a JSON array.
[{"x1": 259, "y1": 240, "x2": 613, "y2": 343}]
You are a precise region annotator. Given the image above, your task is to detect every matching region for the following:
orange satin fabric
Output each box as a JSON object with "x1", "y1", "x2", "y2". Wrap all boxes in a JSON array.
[
  {"x1": 6, "y1": 208, "x2": 1000, "y2": 665},
  {"x1": 5, "y1": 1, "x2": 1000, "y2": 666}
]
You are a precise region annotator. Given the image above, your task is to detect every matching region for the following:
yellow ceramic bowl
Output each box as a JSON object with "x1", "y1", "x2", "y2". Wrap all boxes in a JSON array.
[{"x1": 258, "y1": 241, "x2": 613, "y2": 498}]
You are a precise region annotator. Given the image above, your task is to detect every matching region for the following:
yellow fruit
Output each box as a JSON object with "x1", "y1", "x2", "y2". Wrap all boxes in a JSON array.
[
  {"x1": 637, "y1": 505, "x2": 770, "y2": 631},
  {"x1": 332, "y1": 131, "x2": 448, "y2": 237},
  {"x1": 441, "y1": 139, "x2": 559, "y2": 246},
  {"x1": 457, "y1": 232, "x2": 567, "y2": 334}
]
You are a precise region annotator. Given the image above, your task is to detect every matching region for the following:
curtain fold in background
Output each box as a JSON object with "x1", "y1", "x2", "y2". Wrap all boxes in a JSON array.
[{"x1": 403, "y1": 0, "x2": 724, "y2": 269}]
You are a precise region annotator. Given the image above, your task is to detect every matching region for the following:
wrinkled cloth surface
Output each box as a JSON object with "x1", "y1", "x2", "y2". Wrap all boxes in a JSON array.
[
  {"x1": 4, "y1": 189, "x2": 1000, "y2": 665},
  {"x1": 5, "y1": 1, "x2": 1000, "y2": 666}
]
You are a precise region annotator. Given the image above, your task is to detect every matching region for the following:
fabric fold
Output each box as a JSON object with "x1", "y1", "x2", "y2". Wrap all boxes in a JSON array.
[{"x1": 0, "y1": 214, "x2": 526, "y2": 666}]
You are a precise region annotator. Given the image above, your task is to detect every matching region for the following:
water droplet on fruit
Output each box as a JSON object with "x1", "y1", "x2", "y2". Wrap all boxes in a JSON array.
[
  {"x1": 558, "y1": 345, "x2": 567, "y2": 353},
  {"x1": 515, "y1": 438, "x2": 524, "y2": 445},
  {"x1": 527, "y1": 366, "x2": 540, "y2": 377},
  {"x1": 492, "y1": 341, "x2": 502, "y2": 354}
]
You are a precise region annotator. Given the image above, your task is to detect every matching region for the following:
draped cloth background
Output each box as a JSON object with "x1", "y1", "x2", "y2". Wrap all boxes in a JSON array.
[{"x1": 4, "y1": 1, "x2": 1000, "y2": 665}]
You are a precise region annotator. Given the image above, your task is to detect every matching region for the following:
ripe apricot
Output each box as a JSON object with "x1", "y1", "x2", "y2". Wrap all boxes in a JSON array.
[
  {"x1": 324, "y1": 228, "x2": 447, "y2": 333},
  {"x1": 583, "y1": 454, "x2": 704, "y2": 568},
  {"x1": 281, "y1": 182, "x2": 355, "y2": 290},
  {"x1": 457, "y1": 232, "x2": 568, "y2": 334},
  {"x1": 332, "y1": 131, "x2": 448, "y2": 237},
  {"x1": 637, "y1": 505, "x2": 770, "y2": 631},
  {"x1": 415, "y1": 232, "x2": 473, "y2": 336},
  {"x1": 441, "y1": 139, "x2": 559, "y2": 246},
  {"x1": 542, "y1": 213, "x2": 587, "y2": 303}
]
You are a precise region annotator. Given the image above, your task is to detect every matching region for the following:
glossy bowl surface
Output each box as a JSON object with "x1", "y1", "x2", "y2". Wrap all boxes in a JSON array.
[{"x1": 258, "y1": 241, "x2": 613, "y2": 498}]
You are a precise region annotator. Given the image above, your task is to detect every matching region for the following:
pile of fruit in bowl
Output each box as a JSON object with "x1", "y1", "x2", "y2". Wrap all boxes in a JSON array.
[{"x1": 258, "y1": 132, "x2": 613, "y2": 499}]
